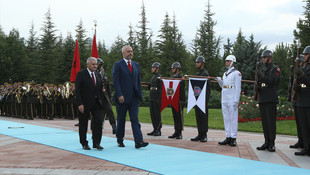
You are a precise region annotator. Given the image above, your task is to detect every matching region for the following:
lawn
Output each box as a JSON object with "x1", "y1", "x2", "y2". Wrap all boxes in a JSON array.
[{"x1": 112, "y1": 106, "x2": 298, "y2": 136}]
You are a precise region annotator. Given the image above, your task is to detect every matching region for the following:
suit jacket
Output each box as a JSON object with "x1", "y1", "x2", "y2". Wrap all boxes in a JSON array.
[
  {"x1": 75, "y1": 69, "x2": 104, "y2": 110},
  {"x1": 112, "y1": 59, "x2": 142, "y2": 104}
]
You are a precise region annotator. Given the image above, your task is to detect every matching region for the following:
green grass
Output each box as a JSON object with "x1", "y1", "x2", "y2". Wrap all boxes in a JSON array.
[{"x1": 112, "y1": 106, "x2": 298, "y2": 136}]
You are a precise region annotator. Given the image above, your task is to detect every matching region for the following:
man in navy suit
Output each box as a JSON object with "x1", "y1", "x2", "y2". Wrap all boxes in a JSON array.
[
  {"x1": 75, "y1": 57, "x2": 105, "y2": 150},
  {"x1": 112, "y1": 45, "x2": 149, "y2": 149}
]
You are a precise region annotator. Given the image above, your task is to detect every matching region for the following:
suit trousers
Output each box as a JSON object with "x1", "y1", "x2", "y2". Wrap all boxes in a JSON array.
[
  {"x1": 259, "y1": 103, "x2": 277, "y2": 144},
  {"x1": 297, "y1": 107, "x2": 310, "y2": 147},
  {"x1": 116, "y1": 99, "x2": 143, "y2": 143},
  {"x1": 150, "y1": 101, "x2": 162, "y2": 132},
  {"x1": 221, "y1": 102, "x2": 238, "y2": 138},
  {"x1": 79, "y1": 101, "x2": 104, "y2": 146}
]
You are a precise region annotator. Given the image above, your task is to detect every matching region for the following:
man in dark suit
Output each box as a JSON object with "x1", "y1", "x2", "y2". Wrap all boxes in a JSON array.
[
  {"x1": 75, "y1": 57, "x2": 105, "y2": 150},
  {"x1": 112, "y1": 45, "x2": 149, "y2": 149}
]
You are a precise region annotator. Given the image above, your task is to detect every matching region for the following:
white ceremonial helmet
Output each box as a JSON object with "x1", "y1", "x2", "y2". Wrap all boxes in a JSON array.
[{"x1": 225, "y1": 55, "x2": 236, "y2": 63}]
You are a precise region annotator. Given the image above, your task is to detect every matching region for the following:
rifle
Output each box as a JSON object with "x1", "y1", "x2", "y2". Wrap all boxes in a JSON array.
[
  {"x1": 254, "y1": 51, "x2": 261, "y2": 101},
  {"x1": 291, "y1": 41, "x2": 302, "y2": 101},
  {"x1": 287, "y1": 49, "x2": 295, "y2": 102}
]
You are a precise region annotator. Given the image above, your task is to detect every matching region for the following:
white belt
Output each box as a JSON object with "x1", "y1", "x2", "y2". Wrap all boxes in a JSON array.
[{"x1": 223, "y1": 85, "x2": 233, "y2": 89}]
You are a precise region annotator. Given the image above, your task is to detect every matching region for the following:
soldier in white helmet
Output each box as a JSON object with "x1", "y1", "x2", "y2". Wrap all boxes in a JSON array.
[{"x1": 216, "y1": 55, "x2": 242, "y2": 146}]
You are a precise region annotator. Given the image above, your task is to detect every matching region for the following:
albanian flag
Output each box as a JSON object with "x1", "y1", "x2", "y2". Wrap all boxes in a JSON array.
[{"x1": 70, "y1": 39, "x2": 81, "y2": 82}]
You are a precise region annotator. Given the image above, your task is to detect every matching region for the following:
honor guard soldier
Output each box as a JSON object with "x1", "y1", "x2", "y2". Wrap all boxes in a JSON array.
[
  {"x1": 295, "y1": 46, "x2": 310, "y2": 156},
  {"x1": 190, "y1": 56, "x2": 210, "y2": 142},
  {"x1": 290, "y1": 55, "x2": 305, "y2": 149},
  {"x1": 256, "y1": 49, "x2": 280, "y2": 152},
  {"x1": 216, "y1": 55, "x2": 242, "y2": 146},
  {"x1": 168, "y1": 62, "x2": 185, "y2": 139},
  {"x1": 97, "y1": 58, "x2": 117, "y2": 134},
  {"x1": 147, "y1": 62, "x2": 162, "y2": 136}
]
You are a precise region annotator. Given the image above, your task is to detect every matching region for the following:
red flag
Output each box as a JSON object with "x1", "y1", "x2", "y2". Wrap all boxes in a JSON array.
[
  {"x1": 91, "y1": 33, "x2": 99, "y2": 58},
  {"x1": 70, "y1": 39, "x2": 81, "y2": 82}
]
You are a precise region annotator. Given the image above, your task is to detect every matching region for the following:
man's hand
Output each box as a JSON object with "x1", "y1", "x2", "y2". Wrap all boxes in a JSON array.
[
  {"x1": 78, "y1": 105, "x2": 84, "y2": 113},
  {"x1": 118, "y1": 96, "x2": 124, "y2": 104}
]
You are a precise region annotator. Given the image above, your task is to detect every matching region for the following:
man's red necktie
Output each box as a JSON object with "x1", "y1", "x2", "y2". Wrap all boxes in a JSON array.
[
  {"x1": 128, "y1": 61, "x2": 132, "y2": 73},
  {"x1": 91, "y1": 72, "x2": 96, "y2": 86}
]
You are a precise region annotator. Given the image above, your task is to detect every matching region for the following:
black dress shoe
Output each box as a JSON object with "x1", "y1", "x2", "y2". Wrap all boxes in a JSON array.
[
  {"x1": 82, "y1": 145, "x2": 91, "y2": 150},
  {"x1": 75, "y1": 123, "x2": 79, "y2": 126},
  {"x1": 168, "y1": 133, "x2": 177, "y2": 139},
  {"x1": 147, "y1": 131, "x2": 155, "y2": 136},
  {"x1": 176, "y1": 134, "x2": 182, "y2": 139},
  {"x1": 200, "y1": 136, "x2": 207, "y2": 142},
  {"x1": 257, "y1": 143, "x2": 269, "y2": 150},
  {"x1": 268, "y1": 145, "x2": 275, "y2": 152},
  {"x1": 230, "y1": 138, "x2": 237, "y2": 146},
  {"x1": 295, "y1": 149, "x2": 309, "y2": 156},
  {"x1": 290, "y1": 142, "x2": 304, "y2": 149},
  {"x1": 93, "y1": 145, "x2": 104, "y2": 150},
  {"x1": 153, "y1": 131, "x2": 161, "y2": 136},
  {"x1": 191, "y1": 135, "x2": 201, "y2": 141},
  {"x1": 135, "y1": 141, "x2": 149, "y2": 149},
  {"x1": 117, "y1": 140, "x2": 125, "y2": 147},
  {"x1": 218, "y1": 138, "x2": 231, "y2": 145}
]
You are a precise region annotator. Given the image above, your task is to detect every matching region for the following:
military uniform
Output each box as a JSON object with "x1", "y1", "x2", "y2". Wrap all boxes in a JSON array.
[
  {"x1": 193, "y1": 68, "x2": 211, "y2": 140},
  {"x1": 97, "y1": 68, "x2": 116, "y2": 133},
  {"x1": 258, "y1": 62, "x2": 280, "y2": 149},
  {"x1": 148, "y1": 72, "x2": 162, "y2": 135},
  {"x1": 295, "y1": 61, "x2": 310, "y2": 155},
  {"x1": 169, "y1": 73, "x2": 185, "y2": 138},
  {"x1": 217, "y1": 66, "x2": 241, "y2": 145}
]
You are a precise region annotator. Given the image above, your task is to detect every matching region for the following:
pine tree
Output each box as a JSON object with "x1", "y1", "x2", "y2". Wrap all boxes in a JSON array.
[
  {"x1": 272, "y1": 43, "x2": 291, "y2": 96},
  {"x1": 76, "y1": 19, "x2": 90, "y2": 69},
  {"x1": 192, "y1": 0, "x2": 222, "y2": 77},
  {"x1": 6, "y1": 28, "x2": 27, "y2": 82},
  {"x1": 25, "y1": 22, "x2": 39, "y2": 82},
  {"x1": 135, "y1": 1, "x2": 153, "y2": 80},
  {"x1": 0, "y1": 26, "x2": 11, "y2": 84},
  {"x1": 57, "y1": 33, "x2": 75, "y2": 83},
  {"x1": 293, "y1": 0, "x2": 310, "y2": 49},
  {"x1": 38, "y1": 8, "x2": 57, "y2": 83}
]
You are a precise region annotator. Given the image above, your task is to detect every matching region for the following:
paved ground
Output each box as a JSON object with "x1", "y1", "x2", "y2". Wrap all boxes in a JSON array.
[{"x1": 0, "y1": 116, "x2": 309, "y2": 175}]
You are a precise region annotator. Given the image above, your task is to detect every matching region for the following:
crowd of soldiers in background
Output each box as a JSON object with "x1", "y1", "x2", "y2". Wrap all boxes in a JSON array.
[{"x1": 0, "y1": 81, "x2": 77, "y2": 120}]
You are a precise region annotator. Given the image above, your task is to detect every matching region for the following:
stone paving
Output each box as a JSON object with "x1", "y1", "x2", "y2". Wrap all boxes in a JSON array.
[{"x1": 0, "y1": 116, "x2": 309, "y2": 175}]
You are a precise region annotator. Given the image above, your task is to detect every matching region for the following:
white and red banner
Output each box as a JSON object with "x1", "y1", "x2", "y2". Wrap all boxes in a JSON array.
[
  {"x1": 187, "y1": 78, "x2": 208, "y2": 114},
  {"x1": 161, "y1": 79, "x2": 181, "y2": 112}
]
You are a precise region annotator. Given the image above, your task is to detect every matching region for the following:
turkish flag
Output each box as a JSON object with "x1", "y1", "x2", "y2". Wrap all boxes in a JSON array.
[
  {"x1": 161, "y1": 79, "x2": 181, "y2": 112},
  {"x1": 91, "y1": 33, "x2": 99, "y2": 58},
  {"x1": 70, "y1": 39, "x2": 81, "y2": 82}
]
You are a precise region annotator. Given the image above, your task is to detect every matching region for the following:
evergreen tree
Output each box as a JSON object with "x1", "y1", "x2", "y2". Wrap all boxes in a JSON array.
[
  {"x1": 5, "y1": 28, "x2": 27, "y2": 82},
  {"x1": 192, "y1": 0, "x2": 222, "y2": 77},
  {"x1": 135, "y1": 1, "x2": 153, "y2": 80},
  {"x1": 223, "y1": 38, "x2": 233, "y2": 62},
  {"x1": 127, "y1": 23, "x2": 138, "y2": 53},
  {"x1": 76, "y1": 19, "x2": 90, "y2": 69},
  {"x1": 58, "y1": 33, "x2": 75, "y2": 83},
  {"x1": 272, "y1": 43, "x2": 291, "y2": 96},
  {"x1": 107, "y1": 35, "x2": 125, "y2": 75},
  {"x1": 26, "y1": 22, "x2": 39, "y2": 81},
  {"x1": 293, "y1": 0, "x2": 310, "y2": 49},
  {"x1": 233, "y1": 34, "x2": 262, "y2": 95},
  {"x1": 0, "y1": 26, "x2": 11, "y2": 84},
  {"x1": 38, "y1": 8, "x2": 57, "y2": 83}
]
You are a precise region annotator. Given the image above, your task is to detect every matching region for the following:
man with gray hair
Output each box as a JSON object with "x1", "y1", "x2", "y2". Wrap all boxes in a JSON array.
[{"x1": 75, "y1": 57, "x2": 105, "y2": 150}]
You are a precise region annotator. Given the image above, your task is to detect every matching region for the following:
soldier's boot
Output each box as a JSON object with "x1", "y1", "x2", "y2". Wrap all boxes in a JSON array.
[
  {"x1": 191, "y1": 132, "x2": 202, "y2": 141},
  {"x1": 219, "y1": 137, "x2": 231, "y2": 145},
  {"x1": 200, "y1": 132, "x2": 207, "y2": 142}
]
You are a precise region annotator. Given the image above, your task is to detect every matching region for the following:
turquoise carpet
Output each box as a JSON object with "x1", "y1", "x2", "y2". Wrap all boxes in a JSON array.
[{"x1": 1, "y1": 120, "x2": 309, "y2": 175}]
